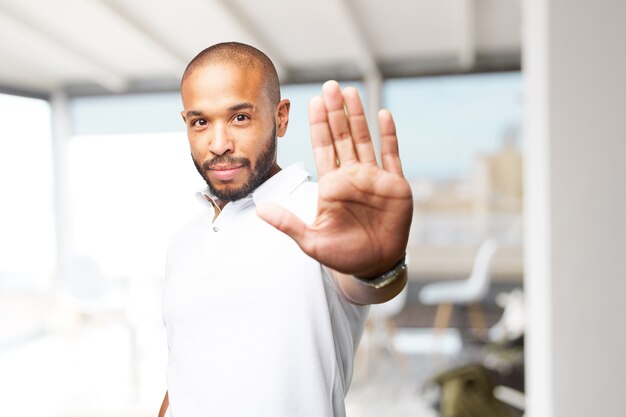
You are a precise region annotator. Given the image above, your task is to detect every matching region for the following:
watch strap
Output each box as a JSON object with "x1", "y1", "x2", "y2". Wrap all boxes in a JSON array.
[{"x1": 354, "y1": 256, "x2": 407, "y2": 289}]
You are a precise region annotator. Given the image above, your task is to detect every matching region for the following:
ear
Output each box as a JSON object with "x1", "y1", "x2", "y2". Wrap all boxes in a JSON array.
[
  {"x1": 276, "y1": 99, "x2": 291, "y2": 137},
  {"x1": 180, "y1": 111, "x2": 188, "y2": 125}
]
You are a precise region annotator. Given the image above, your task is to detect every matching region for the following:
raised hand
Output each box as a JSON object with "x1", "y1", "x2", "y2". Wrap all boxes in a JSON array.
[{"x1": 257, "y1": 80, "x2": 413, "y2": 278}]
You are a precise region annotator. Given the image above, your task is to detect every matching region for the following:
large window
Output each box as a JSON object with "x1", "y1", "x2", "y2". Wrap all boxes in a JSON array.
[
  {"x1": 385, "y1": 72, "x2": 523, "y2": 180},
  {"x1": 384, "y1": 73, "x2": 524, "y2": 278},
  {"x1": 279, "y1": 82, "x2": 363, "y2": 178},
  {"x1": 67, "y1": 132, "x2": 203, "y2": 278}
]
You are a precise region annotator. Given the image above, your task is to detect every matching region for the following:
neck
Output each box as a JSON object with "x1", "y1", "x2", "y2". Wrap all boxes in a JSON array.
[{"x1": 268, "y1": 163, "x2": 282, "y2": 178}]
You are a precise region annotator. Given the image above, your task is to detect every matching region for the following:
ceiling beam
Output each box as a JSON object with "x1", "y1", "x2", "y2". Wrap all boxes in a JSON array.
[
  {"x1": 334, "y1": 0, "x2": 381, "y2": 80},
  {"x1": 60, "y1": 52, "x2": 521, "y2": 97},
  {"x1": 0, "y1": 40, "x2": 58, "y2": 94},
  {"x1": 0, "y1": 4, "x2": 127, "y2": 93},
  {"x1": 0, "y1": 3, "x2": 130, "y2": 93},
  {"x1": 0, "y1": 82, "x2": 49, "y2": 100},
  {"x1": 96, "y1": 0, "x2": 188, "y2": 77},
  {"x1": 209, "y1": 0, "x2": 287, "y2": 80}
]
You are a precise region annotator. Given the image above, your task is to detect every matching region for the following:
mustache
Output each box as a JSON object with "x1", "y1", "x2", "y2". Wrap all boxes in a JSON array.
[{"x1": 201, "y1": 155, "x2": 251, "y2": 171}]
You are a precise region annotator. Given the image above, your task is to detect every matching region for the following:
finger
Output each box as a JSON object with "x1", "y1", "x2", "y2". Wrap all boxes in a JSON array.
[
  {"x1": 379, "y1": 109, "x2": 404, "y2": 176},
  {"x1": 309, "y1": 96, "x2": 337, "y2": 176},
  {"x1": 322, "y1": 81, "x2": 357, "y2": 165},
  {"x1": 342, "y1": 87, "x2": 377, "y2": 166},
  {"x1": 256, "y1": 202, "x2": 309, "y2": 247}
]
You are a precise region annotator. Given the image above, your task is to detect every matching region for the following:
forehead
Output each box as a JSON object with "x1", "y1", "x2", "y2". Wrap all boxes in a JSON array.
[{"x1": 181, "y1": 63, "x2": 268, "y2": 111}]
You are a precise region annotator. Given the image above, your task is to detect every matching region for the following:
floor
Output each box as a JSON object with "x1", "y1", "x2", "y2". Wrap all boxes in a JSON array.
[
  {"x1": 346, "y1": 328, "x2": 466, "y2": 417},
  {"x1": 0, "y1": 291, "x2": 513, "y2": 417},
  {"x1": 0, "y1": 328, "x2": 457, "y2": 416}
]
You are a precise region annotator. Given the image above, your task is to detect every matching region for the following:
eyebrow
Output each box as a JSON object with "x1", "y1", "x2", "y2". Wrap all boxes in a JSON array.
[
  {"x1": 228, "y1": 102, "x2": 255, "y2": 112},
  {"x1": 184, "y1": 103, "x2": 255, "y2": 119},
  {"x1": 185, "y1": 110, "x2": 203, "y2": 118}
]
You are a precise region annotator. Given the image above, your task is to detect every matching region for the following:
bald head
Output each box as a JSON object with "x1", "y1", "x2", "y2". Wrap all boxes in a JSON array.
[{"x1": 182, "y1": 42, "x2": 281, "y2": 105}]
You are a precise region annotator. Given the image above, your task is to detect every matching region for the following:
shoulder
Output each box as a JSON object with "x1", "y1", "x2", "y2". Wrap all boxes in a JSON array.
[
  {"x1": 289, "y1": 179, "x2": 318, "y2": 204},
  {"x1": 283, "y1": 179, "x2": 318, "y2": 225}
]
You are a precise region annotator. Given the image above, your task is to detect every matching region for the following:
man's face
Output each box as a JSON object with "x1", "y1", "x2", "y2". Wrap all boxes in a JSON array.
[{"x1": 181, "y1": 63, "x2": 289, "y2": 203}]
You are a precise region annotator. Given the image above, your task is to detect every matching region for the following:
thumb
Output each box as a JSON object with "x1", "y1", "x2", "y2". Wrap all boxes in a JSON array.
[{"x1": 256, "y1": 202, "x2": 308, "y2": 245}]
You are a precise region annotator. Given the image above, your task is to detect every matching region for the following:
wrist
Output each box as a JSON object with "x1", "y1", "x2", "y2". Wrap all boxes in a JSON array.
[
  {"x1": 353, "y1": 255, "x2": 407, "y2": 289},
  {"x1": 355, "y1": 255, "x2": 406, "y2": 280}
]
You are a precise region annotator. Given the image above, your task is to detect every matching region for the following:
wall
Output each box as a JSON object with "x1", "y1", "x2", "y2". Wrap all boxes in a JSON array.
[{"x1": 524, "y1": 0, "x2": 626, "y2": 416}]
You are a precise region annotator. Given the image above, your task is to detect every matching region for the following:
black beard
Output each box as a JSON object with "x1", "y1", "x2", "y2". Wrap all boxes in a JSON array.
[{"x1": 192, "y1": 124, "x2": 277, "y2": 202}]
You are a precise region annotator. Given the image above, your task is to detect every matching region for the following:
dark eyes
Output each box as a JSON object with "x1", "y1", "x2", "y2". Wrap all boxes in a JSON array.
[
  {"x1": 190, "y1": 114, "x2": 249, "y2": 128},
  {"x1": 191, "y1": 119, "x2": 207, "y2": 127}
]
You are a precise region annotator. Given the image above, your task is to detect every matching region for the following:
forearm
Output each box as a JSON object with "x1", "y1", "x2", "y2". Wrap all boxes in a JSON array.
[
  {"x1": 331, "y1": 267, "x2": 407, "y2": 306},
  {"x1": 158, "y1": 391, "x2": 169, "y2": 417}
]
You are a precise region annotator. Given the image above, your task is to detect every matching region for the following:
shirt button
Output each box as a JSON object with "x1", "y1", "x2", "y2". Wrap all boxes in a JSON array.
[{"x1": 212, "y1": 226, "x2": 219, "y2": 232}]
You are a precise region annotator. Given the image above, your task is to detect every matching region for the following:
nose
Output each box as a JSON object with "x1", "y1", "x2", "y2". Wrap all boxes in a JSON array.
[{"x1": 208, "y1": 124, "x2": 234, "y2": 156}]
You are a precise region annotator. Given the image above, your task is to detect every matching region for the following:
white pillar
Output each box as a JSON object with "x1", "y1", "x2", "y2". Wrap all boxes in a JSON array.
[
  {"x1": 524, "y1": 1, "x2": 626, "y2": 416},
  {"x1": 364, "y1": 71, "x2": 383, "y2": 163},
  {"x1": 50, "y1": 90, "x2": 74, "y2": 279},
  {"x1": 458, "y1": 0, "x2": 476, "y2": 70}
]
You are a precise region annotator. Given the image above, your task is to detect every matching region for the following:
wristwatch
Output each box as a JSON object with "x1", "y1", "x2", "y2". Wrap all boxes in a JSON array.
[{"x1": 354, "y1": 255, "x2": 407, "y2": 289}]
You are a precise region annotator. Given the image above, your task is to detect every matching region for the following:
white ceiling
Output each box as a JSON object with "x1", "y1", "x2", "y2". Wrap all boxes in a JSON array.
[{"x1": 0, "y1": 0, "x2": 521, "y2": 97}]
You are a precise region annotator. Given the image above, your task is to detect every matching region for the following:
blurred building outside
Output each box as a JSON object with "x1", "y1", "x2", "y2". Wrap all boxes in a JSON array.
[{"x1": 407, "y1": 126, "x2": 523, "y2": 283}]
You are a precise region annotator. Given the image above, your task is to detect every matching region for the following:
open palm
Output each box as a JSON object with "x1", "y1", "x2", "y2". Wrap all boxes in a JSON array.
[{"x1": 257, "y1": 81, "x2": 413, "y2": 278}]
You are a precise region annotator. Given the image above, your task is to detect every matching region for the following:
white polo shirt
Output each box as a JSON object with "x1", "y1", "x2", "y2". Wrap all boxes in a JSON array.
[{"x1": 163, "y1": 163, "x2": 369, "y2": 417}]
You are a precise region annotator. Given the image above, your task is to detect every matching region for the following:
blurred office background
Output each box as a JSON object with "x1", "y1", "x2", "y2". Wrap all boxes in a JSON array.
[{"x1": 0, "y1": 1, "x2": 623, "y2": 416}]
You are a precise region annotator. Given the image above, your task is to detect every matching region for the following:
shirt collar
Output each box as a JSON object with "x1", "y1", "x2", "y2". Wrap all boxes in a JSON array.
[{"x1": 196, "y1": 162, "x2": 311, "y2": 209}]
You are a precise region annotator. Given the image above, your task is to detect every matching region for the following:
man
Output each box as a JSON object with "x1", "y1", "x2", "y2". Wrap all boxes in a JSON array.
[{"x1": 159, "y1": 42, "x2": 413, "y2": 417}]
